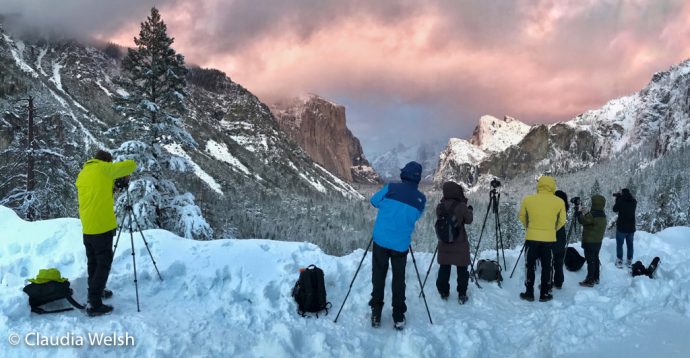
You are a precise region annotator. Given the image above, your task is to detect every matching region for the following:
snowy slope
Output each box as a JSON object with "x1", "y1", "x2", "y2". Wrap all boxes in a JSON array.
[{"x1": 1, "y1": 206, "x2": 689, "y2": 357}]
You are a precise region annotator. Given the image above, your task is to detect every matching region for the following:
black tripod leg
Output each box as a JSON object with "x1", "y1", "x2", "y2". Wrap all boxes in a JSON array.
[
  {"x1": 419, "y1": 247, "x2": 438, "y2": 298},
  {"x1": 509, "y1": 243, "x2": 525, "y2": 279},
  {"x1": 334, "y1": 237, "x2": 373, "y2": 323},
  {"x1": 409, "y1": 246, "x2": 432, "y2": 325},
  {"x1": 470, "y1": 198, "x2": 492, "y2": 270},
  {"x1": 130, "y1": 214, "x2": 163, "y2": 281},
  {"x1": 126, "y1": 210, "x2": 141, "y2": 312}
]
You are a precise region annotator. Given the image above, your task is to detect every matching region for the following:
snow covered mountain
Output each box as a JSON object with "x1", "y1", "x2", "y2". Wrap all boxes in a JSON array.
[
  {"x1": 270, "y1": 94, "x2": 380, "y2": 184},
  {"x1": 435, "y1": 115, "x2": 532, "y2": 185},
  {"x1": 435, "y1": 60, "x2": 690, "y2": 187},
  {"x1": 371, "y1": 141, "x2": 444, "y2": 182},
  {"x1": 0, "y1": 27, "x2": 362, "y2": 239},
  {"x1": 3, "y1": 205, "x2": 690, "y2": 357}
]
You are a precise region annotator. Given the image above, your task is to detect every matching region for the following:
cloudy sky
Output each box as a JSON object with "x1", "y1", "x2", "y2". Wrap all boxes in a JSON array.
[{"x1": 3, "y1": 0, "x2": 690, "y2": 155}]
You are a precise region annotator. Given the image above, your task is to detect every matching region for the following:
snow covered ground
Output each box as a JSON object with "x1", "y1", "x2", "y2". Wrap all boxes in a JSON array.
[{"x1": 1, "y1": 205, "x2": 689, "y2": 357}]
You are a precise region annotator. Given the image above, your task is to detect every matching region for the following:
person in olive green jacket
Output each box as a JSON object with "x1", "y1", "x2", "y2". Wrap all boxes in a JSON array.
[
  {"x1": 578, "y1": 195, "x2": 607, "y2": 287},
  {"x1": 75, "y1": 150, "x2": 136, "y2": 316}
]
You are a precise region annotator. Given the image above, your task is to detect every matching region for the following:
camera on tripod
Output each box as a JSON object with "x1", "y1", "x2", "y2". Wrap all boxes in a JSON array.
[
  {"x1": 490, "y1": 178, "x2": 501, "y2": 189},
  {"x1": 114, "y1": 176, "x2": 130, "y2": 190},
  {"x1": 570, "y1": 196, "x2": 581, "y2": 210}
]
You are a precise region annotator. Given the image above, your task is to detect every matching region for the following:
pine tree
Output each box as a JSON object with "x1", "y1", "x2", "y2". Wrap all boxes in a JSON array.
[
  {"x1": 590, "y1": 179, "x2": 601, "y2": 197},
  {"x1": 112, "y1": 7, "x2": 211, "y2": 240},
  {"x1": 114, "y1": 7, "x2": 192, "y2": 149}
]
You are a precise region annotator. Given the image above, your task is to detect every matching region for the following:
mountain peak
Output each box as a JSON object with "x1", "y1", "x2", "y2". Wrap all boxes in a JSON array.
[{"x1": 469, "y1": 114, "x2": 531, "y2": 152}]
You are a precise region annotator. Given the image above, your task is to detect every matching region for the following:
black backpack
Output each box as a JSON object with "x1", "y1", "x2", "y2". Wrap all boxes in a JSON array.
[
  {"x1": 435, "y1": 202, "x2": 460, "y2": 244},
  {"x1": 632, "y1": 257, "x2": 661, "y2": 279},
  {"x1": 291, "y1": 265, "x2": 331, "y2": 317},
  {"x1": 564, "y1": 247, "x2": 586, "y2": 272},
  {"x1": 476, "y1": 259, "x2": 503, "y2": 282},
  {"x1": 23, "y1": 280, "x2": 85, "y2": 314}
]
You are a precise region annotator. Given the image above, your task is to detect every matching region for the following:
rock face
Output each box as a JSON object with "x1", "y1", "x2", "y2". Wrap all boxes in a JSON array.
[
  {"x1": 271, "y1": 95, "x2": 380, "y2": 184},
  {"x1": 435, "y1": 115, "x2": 532, "y2": 186},
  {"x1": 435, "y1": 60, "x2": 690, "y2": 187}
]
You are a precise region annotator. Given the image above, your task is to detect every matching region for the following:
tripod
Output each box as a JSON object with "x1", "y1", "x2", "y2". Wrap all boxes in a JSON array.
[
  {"x1": 470, "y1": 186, "x2": 507, "y2": 287},
  {"x1": 113, "y1": 189, "x2": 163, "y2": 312}
]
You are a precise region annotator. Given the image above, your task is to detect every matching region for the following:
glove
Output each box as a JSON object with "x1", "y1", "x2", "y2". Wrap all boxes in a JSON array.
[{"x1": 468, "y1": 205, "x2": 473, "y2": 211}]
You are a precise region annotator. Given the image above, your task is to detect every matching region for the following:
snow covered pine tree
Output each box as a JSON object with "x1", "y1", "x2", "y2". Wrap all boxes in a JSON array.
[{"x1": 112, "y1": 7, "x2": 212, "y2": 240}]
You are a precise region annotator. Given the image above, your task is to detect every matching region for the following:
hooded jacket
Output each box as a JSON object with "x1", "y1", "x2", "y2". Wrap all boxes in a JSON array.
[
  {"x1": 76, "y1": 159, "x2": 137, "y2": 235},
  {"x1": 436, "y1": 182, "x2": 474, "y2": 266},
  {"x1": 579, "y1": 195, "x2": 607, "y2": 244},
  {"x1": 518, "y1": 176, "x2": 567, "y2": 242},
  {"x1": 613, "y1": 190, "x2": 636, "y2": 233},
  {"x1": 370, "y1": 162, "x2": 426, "y2": 252}
]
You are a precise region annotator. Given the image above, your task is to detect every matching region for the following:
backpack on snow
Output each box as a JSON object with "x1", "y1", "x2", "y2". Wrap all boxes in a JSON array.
[
  {"x1": 564, "y1": 247, "x2": 586, "y2": 272},
  {"x1": 632, "y1": 257, "x2": 661, "y2": 279},
  {"x1": 23, "y1": 268, "x2": 85, "y2": 314},
  {"x1": 291, "y1": 265, "x2": 331, "y2": 317},
  {"x1": 476, "y1": 259, "x2": 503, "y2": 282},
  {"x1": 435, "y1": 201, "x2": 461, "y2": 244}
]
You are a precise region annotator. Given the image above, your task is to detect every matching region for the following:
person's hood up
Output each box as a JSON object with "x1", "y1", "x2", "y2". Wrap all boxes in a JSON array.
[
  {"x1": 555, "y1": 190, "x2": 569, "y2": 212},
  {"x1": 591, "y1": 195, "x2": 606, "y2": 211},
  {"x1": 442, "y1": 181, "x2": 467, "y2": 202},
  {"x1": 400, "y1": 161, "x2": 422, "y2": 185},
  {"x1": 537, "y1": 176, "x2": 556, "y2": 194}
]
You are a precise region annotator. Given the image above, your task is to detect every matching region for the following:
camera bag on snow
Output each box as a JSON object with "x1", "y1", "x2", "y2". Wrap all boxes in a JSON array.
[
  {"x1": 23, "y1": 268, "x2": 85, "y2": 314},
  {"x1": 291, "y1": 265, "x2": 331, "y2": 317},
  {"x1": 564, "y1": 247, "x2": 586, "y2": 272},
  {"x1": 632, "y1": 257, "x2": 661, "y2": 278},
  {"x1": 435, "y1": 202, "x2": 461, "y2": 244},
  {"x1": 476, "y1": 259, "x2": 502, "y2": 282}
]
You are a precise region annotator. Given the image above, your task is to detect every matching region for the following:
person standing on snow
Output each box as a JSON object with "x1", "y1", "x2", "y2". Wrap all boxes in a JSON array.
[
  {"x1": 613, "y1": 188, "x2": 637, "y2": 268},
  {"x1": 552, "y1": 190, "x2": 570, "y2": 290},
  {"x1": 578, "y1": 195, "x2": 607, "y2": 287},
  {"x1": 518, "y1": 176, "x2": 567, "y2": 302},
  {"x1": 76, "y1": 150, "x2": 136, "y2": 317},
  {"x1": 369, "y1": 161, "x2": 426, "y2": 330},
  {"x1": 435, "y1": 181, "x2": 474, "y2": 304}
]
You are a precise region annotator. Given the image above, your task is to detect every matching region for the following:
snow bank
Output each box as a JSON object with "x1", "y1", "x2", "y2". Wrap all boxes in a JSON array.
[{"x1": 1, "y1": 206, "x2": 689, "y2": 357}]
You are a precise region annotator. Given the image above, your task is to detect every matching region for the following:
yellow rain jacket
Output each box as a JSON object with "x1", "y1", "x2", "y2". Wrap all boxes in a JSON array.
[
  {"x1": 518, "y1": 176, "x2": 567, "y2": 242},
  {"x1": 76, "y1": 159, "x2": 136, "y2": 235}
]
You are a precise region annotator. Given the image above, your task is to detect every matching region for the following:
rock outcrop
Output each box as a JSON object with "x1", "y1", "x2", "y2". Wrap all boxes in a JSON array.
[{"x1": 271, "y1": 95, "x2": 380, "y2": 184}]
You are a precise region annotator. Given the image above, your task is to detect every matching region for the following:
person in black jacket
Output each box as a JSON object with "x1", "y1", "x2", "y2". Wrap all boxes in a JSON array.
[
  {"x1": 552, "y1": 190, "x2": 569, "y2": 289},
  {"x1": 613, "y1": 188, "x2": 637, "y2": 268}
]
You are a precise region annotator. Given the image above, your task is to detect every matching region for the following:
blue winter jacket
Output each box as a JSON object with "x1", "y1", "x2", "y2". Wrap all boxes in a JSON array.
[{"x1": 370, "y1": 181, "x2": 426, "y2": 252}]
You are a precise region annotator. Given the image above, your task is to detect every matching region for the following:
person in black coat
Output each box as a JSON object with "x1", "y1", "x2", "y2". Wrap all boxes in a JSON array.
[
  {"x1": 613, "y1": 188, "x2": 637, "y2": 268},
  {"x1": 552, "y1": 190, "x2": 569, "y2": 289}
]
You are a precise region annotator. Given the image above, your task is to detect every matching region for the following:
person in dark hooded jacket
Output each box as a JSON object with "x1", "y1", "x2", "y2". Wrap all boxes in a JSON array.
[
  {"x1": 369, "y1": 161, "x2": 426, "y2": 330},
  {"x1": 578, "y1": 195, "x2": 607, "y2": 287},
  {"x1": 552, "y1": 190, "x2": 569, "y2": 290},
  {"x1": 435, "y1": 182, "x2": 474, "y2": 304},
  {"x1": 613, "y1": 188, "x2": 637, "y2": 268}
]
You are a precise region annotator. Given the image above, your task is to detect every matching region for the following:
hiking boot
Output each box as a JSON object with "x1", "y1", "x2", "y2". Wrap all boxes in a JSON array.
[
  {"x1": 539, "y1": 292, "x2": 553, "y2": 302},
  {"x1": 520, "y1": 291, "x2": 535, "y2": 302},
  {"x1": 371, "y1": 312, "x2": 381, "y2": 328},
  {"x1": 579, "y1": 279, "x2": 595, "y2": 288},
  {"x1": 102, "y1": 288, "x2": 113, "y2": 299},
  {"x1": 439, "y1": 293, "x2": 449, "y2": 301},
  {"x1": 458, "y1": 295, "x2": 468, "y2": 305},
  {"x1": 615, "y1": 259, "x2": 623, "y2": 269},
  {"x1": 86, "y1": 304, "x2": 113, "y2": 317},
  {"x1": 394, "y1": 317, "x2": 406, "y2": 331},
  {"x1": 626, "y1": 259, "x2": 632, "y2": 268},
  {"x1": 593, "y1": 278, "x2": 600, "y2": 285}
]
